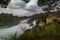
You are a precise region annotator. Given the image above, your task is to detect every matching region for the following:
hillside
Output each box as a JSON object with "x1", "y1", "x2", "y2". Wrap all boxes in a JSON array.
[
  {"x1": 19, "y1": 11, "x2": 60, "y2": 23},
  {"x1": 0, "y1": 11, "x2": 60, "y2": 27},
  {"x1": 0, "y1": 13, "x2": 20, "y2": 27}
]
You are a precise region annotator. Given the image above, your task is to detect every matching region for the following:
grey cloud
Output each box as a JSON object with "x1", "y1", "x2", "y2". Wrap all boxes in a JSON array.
[
  {"x1": 0, "y1": 0, "x2": 44, "y2": 17},
  {"x1": 7, "y1": 0, "x2": 43, "y2": 12},
  {"x1": 7, "y1": 0, "x2": 26, "y2": 9}
]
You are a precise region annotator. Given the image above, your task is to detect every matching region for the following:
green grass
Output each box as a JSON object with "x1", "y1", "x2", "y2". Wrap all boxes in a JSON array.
[
  {"x1": 44, "y1": 23, "x2": 57, "y2": 35},
  {"x1": 3, "y1": 23, "x2": 60, "y2": 40}
]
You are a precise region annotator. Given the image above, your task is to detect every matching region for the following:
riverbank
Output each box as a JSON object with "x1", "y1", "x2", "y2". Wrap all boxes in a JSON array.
[
  {"x1": 0, "y1": 13, "x2": 20, "y2": 27},
  {"x1": 3, "y1": 11, "x2": 60, "y2": 40}
]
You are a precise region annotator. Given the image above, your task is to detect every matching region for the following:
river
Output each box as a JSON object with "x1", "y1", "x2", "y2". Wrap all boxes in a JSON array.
[
  {"x1": 0, "y1": 19, "x2": 36, "y2": 40},
  {"x1": 0, "y1": 20, "x2": 30, "y2": 40}
]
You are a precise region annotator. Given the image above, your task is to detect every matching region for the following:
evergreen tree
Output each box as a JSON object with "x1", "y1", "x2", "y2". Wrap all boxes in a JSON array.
[
  {"x1": 22, "y1": 0, "x2": 30, "y2": 3},
  {"x1": 37, "y1": 0, "x2": 59, "y2": 12},
  {"x1": 0, "y1": 0, "x2": 10, "y2": 8}
]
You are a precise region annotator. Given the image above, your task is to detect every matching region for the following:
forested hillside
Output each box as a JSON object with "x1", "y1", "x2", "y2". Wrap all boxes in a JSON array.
[{"x1": 0, "y1": 13, "x2": 20, "y2": 27}]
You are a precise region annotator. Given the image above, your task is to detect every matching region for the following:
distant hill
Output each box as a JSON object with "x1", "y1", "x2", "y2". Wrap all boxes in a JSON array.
[
  {"x1": 0, "y1": 13, "x2": 20, "y2": 27},
  {"x1": 19, "y1": 11, "x2": 60, "y2": 23}
]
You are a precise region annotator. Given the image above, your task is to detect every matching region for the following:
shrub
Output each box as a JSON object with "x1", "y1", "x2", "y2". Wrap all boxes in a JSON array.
[{"x1": 4, "y1": 23, "x2": 60, "y2": 40}]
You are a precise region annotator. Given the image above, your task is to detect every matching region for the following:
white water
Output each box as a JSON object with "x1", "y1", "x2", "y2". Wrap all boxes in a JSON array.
[
  {"x1": 0, "y1": 20, "x2": 30, "y2": 40},
  {"x1": 0, "y1": 19, "x2": 36, "y2": 40}
]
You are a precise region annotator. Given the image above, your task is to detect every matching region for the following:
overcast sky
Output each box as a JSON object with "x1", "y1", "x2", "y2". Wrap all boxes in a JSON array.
[
  {"x1": 0, "y1": 0, "x2": 60, "y2": 17},
  {"x1": 0, "y1": 0, "x2": 44, "y2": 17}
]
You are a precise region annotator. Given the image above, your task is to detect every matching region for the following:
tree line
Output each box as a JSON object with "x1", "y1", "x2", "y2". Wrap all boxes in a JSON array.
[{"x1": 0, "y1": 0, "x2": 59, "y2": 12}]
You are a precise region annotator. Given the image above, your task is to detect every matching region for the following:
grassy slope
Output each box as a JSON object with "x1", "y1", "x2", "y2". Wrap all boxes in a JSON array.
[{"x1": 4, "y1": 23, "x2": 60, "y2": 40}]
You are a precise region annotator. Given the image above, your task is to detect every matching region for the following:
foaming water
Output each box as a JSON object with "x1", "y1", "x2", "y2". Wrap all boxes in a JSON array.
[
  {"x1": 0, "y1": 19, "x2": 36, "y2": 40},
  {"x1": 0, "y1": 20, "x2": 30, "y2": 39}
]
